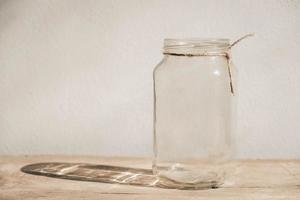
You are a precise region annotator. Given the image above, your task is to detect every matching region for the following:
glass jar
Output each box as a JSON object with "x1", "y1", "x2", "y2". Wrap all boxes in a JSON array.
[{"x1": 153, "y1": 38, "x2": 234, "y2": 189}]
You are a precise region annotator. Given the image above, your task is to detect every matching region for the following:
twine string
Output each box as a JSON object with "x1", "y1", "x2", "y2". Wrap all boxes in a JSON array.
[
  {"x1": 226, "y1": 33, "x2": 254, "y2": 94},
  {"x1": 163, "y1": 33, "x2": 254, "y2": 95},
  {"x1": 229, "y1": 33, "x2": 254, "y2": 49}
]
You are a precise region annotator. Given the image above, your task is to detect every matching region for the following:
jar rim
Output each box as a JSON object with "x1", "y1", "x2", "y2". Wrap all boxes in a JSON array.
[{"x1": 163, "y1": 38, "x2": 230, "y2": 55}]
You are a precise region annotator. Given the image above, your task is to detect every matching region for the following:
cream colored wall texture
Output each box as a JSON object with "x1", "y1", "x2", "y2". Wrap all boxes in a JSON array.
[{"x1": 0, "y1": 0, "x2": 299, "y2": 158}]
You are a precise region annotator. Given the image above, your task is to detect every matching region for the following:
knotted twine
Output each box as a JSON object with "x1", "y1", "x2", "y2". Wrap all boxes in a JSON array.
[{"x1": 163, "y1": 34, "x2": 254, "y2": 95}]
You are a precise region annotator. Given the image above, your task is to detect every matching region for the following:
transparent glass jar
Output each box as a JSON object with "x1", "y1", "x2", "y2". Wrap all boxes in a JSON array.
[{"x1": 153, "y1": 38, "x2": 234, "y2": 189}]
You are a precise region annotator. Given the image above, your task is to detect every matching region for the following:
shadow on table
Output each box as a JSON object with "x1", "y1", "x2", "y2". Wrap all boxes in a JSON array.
[
  {"x1": 21, "y1": 162, "x2": 219, "y2": 190},
  {"x1": 21, "y1": 162, "x2": 160, "y2": 187}
]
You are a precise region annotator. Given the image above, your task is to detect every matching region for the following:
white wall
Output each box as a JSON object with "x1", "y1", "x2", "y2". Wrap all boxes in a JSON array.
[{"x1": 0, "y1": 0, "x2": 299, "y2": 158}]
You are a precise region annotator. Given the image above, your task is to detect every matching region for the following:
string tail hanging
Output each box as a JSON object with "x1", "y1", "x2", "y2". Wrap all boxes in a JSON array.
[
  {"x1": 227, "y1": 33, "x2": 254, "y2": 95},
  {"x1": 226, "y1": 54, "x2": 234, "y2": 95}
]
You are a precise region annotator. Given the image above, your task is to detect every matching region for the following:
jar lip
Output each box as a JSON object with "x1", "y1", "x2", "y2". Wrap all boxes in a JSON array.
[
  {"x1": 163, "y1": 38, "x2": 230, "y2": 55},
  {"x1": 164, "y1": 38, "x2": 230, "y2": 45}
]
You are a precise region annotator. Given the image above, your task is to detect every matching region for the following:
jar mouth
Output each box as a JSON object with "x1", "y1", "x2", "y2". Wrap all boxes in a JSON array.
[{"x1": 163, "y1": 38, "x2": 230, "y2": 55}]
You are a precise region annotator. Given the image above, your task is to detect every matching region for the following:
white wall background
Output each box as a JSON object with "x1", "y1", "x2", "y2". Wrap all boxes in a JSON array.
[{"x1": 0, "y1": 0, "x2": 299, "y2": 158}]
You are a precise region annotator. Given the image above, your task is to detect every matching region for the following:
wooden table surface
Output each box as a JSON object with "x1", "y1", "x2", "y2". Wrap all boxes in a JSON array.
[{"x1": 0, "y1": 156, "x2": 299, "y2": 199}]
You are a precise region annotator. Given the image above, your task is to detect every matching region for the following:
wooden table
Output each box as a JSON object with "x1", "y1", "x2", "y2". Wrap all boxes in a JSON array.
[{"x1": 0, "y1": 156, "x2": 299, "y2": 199}]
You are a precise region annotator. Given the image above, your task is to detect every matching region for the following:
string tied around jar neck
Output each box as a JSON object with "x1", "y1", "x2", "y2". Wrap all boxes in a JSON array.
[{"x1": 163, "y1": 33, "x2": 254, "y2": 95}]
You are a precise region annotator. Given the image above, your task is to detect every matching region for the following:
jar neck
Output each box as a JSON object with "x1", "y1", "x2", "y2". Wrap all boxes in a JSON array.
[{"x1": 163, "y1": 38, "x2": 230, "y2": 56}]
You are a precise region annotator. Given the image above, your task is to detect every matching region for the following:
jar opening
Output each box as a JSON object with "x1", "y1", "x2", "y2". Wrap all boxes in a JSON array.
[{"x1": 163, "y1": 38, "x2": 230, "y2": 55}]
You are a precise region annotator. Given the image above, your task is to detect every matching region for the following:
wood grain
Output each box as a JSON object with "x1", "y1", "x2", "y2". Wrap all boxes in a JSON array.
[{"x1": 0, "y1": 156, "x2": 299, "y2": 199}]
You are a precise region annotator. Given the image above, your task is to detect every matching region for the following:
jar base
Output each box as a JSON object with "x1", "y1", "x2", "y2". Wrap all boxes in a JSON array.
[{"x1": 153, "y1": 162, "x2": 225, "y2": 190}]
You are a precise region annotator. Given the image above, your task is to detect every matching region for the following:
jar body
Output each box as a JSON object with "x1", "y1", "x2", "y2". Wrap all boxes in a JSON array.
[{"x1": 153, "y1": 54, "x2": 233, "y2": 189}]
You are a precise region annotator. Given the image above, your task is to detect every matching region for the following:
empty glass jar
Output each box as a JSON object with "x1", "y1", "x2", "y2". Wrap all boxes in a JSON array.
[{"x1": 153, "y1": 38, "x2": 234, "y2": 189}]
